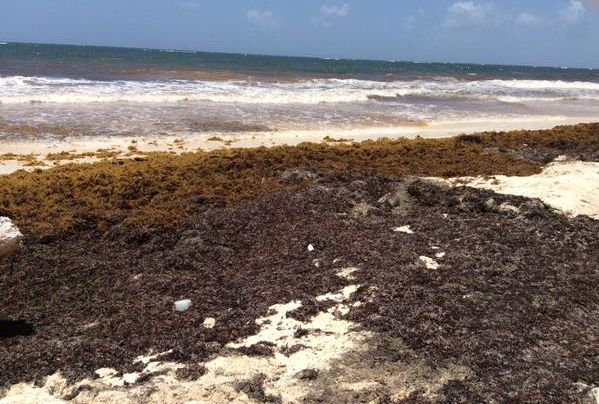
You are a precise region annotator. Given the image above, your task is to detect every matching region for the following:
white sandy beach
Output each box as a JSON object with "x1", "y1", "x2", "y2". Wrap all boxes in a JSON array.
[
  {"x1": 444, "y1": 158, "x2": 599, "y2": 220},
  {"x1": 1, "y1": 116, "x2": 595, "y2": 175}
]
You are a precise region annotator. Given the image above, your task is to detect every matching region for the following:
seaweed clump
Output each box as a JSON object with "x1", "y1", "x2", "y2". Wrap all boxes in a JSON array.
[
  {"x1": 0, "y1": 123, "x2": 597, "y2": 241},
  {"x1": 457, "y1": 122, "x2": 599, "y2": 162}
]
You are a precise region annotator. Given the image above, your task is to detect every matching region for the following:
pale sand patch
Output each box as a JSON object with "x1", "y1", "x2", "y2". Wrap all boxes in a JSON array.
[
  {"x1": 318, "y1": 347, "x2": 472, "y2": 402},
  {"x1": 0, "y1": 282, "x2": 369, "y2": 403},
  {"x1": 446, "y1": 159, "x2": 599, "y2": 219},
  {"x1": 0, "y1": 275, "x2": 471, "y2": 403},
  {"x1": 335, "y1": 267, "x2": 360, "y2": 280}
]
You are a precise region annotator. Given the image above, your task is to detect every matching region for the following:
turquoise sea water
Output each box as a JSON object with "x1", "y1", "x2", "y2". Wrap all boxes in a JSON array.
[
  {"x1": 2, "y1": 42, "x2": 599, "y2": 81},
  {"x1": 1, "y1": 42, "x2": 599, "y2": 140}
]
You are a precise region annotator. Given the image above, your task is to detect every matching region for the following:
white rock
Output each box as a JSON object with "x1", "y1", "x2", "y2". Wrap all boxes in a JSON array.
[
  {"x1": 0, "y1": 217, "x2": 23, "y2": 259},
  {"x1": 435, "y1": 252, "x2": 446, "y2": 259},
  {"x1": 307, "y1": 244, "x2": 315, "y2": 252},
  {"x1": 174, "y1": 299, "x2": 192, "y2": 312},
  {"x1": 203, "y1": 317, "x2": 216, "y2": 329}
]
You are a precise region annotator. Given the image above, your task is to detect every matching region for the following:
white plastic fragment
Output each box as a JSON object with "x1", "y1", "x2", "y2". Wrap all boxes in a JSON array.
[
  {"x1": 0, "y1": 217, "x2": 23, "y2": 259},
  {"x1": 174, "y1": 299, "x2": 192, "y2": 312},
  {"x1": 203, "y1": 317, "x2": 216, "y2": 329},
  {"x1": 307, "y1": 244, "x2": 315, "y2": 252},
  {"x1": 393, "y1": 225, "x2": 414, "y2": 234},
  {"x1": 435, "y1": 252, "x2": 446, "y2": 259}
]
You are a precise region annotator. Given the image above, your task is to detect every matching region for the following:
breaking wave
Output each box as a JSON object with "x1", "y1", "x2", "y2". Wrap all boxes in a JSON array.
[{"x1": 2, "y1": 76, "x2": 599, "y2": 105}]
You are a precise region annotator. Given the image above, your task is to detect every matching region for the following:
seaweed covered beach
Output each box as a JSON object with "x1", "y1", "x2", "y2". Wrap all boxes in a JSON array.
[{"x1": 1, "y1": 124, "x2": 599, "y2": 403}]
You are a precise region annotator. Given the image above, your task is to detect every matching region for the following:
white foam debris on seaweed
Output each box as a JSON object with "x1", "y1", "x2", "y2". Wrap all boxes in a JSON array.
[
  {"x1": 0, "y1": 217, "x2": 23, "y2": 259},
  {"x1": 420, "y1": 256, "x2": 440, "y2": 270},
  {"x1": 393, "y1": 225, "x2": 414, "y2": 234},
  {"x1": 449, "y1": 159, "x2": 599, "y2": 219}
]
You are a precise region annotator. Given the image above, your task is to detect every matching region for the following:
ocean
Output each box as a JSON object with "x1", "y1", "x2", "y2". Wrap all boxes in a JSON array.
[{"x1": 1, "y1": 42, "x2": 599, "y2": 142}]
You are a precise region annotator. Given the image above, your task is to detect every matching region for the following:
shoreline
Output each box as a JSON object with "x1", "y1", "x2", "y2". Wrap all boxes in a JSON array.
[{"x1": 1, "y1": 116, "x2": 595, "y2": 175}]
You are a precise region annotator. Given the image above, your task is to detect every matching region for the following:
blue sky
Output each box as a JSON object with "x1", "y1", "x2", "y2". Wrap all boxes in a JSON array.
[{"x1": 1, "y1": 0, "x2": 598, "y2": 68}]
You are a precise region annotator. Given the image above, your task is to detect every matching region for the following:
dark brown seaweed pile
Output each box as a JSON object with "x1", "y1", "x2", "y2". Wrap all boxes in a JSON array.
[{"x1": 1, "y1": 172, "x2": 598, "y2": 402}]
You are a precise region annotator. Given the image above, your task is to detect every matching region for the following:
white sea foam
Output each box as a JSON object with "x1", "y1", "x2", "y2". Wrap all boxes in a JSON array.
[
  {"x1": 487, "y1": 79, "x2": 599, "y2": 91},
  {"x1": 2, "y1": 75, "x2": 599, "y2": 105}
]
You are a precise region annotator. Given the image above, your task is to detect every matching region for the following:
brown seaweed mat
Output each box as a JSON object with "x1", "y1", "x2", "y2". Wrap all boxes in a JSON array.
[
  {"x1": 1, "y1": 173, "x2": 598, "y2": 402},
  {"x1": 1, "y1": 122, "x2": 598, "y2": 243}
]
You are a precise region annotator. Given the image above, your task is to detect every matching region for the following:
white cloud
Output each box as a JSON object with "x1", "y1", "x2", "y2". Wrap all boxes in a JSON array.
[
  {"x1": 560, "y1": 0, "x2": 585, "y2": 23},
  {"x1": 313, "y1": 3, "x2": 350, "y2": 28},
  {"x1": 321, "y1": 4, "x2": 350, "y2": 17},
  {"x1": 246, "y1": 9, "x2": 279, "y2": 28},
  {"x1": 516, "y1": 12, "x2": 545, "y2": 27},
  {"x1": 444, "y1": 1, "x2": 494, "y2": 29}
]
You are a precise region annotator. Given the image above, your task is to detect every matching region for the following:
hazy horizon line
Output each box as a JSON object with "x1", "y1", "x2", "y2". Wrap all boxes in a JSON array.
[{"x1": 2, "y1": 39, "x2": 598, "y2": 72}]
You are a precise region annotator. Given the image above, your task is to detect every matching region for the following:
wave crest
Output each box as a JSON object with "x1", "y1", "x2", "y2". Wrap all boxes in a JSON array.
[{"x1": 1, "y1": 76, "x2": 599, "y2": 105}]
